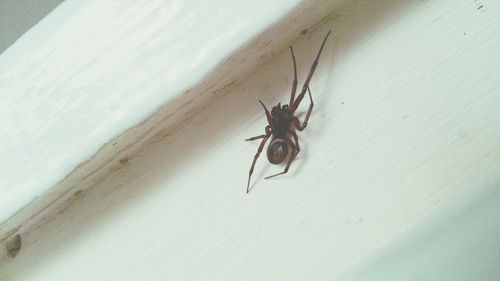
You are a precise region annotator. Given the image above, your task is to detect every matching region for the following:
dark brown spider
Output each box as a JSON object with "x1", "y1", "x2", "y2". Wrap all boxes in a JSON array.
[{"x1": 246, "y1": 30, "x2": 331, "y2": 193}]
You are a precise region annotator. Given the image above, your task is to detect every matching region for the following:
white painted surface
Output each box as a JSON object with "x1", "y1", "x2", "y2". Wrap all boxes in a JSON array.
[
  {"x1": 0, "y1": 0, "x2": 302, "y2": 224},
  {"x1": 1, "y1": 0, "x2": 500, "y2": 280}
]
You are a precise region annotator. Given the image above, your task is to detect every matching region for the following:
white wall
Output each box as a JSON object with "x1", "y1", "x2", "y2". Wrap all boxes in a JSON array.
[{"x1": 1, "y1": 0, "x2": 499, "y2": 280}]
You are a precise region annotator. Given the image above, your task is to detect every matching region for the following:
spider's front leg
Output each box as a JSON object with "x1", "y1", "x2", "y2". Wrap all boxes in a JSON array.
[
  {"x1": 292, "y1": 30, "x2": 331, "y2": 113},
  {"x1": 288, "y1": 46, "x2": 298, "y2": 106}
]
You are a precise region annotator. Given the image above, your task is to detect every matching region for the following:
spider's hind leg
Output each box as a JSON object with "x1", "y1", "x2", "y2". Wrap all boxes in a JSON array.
[{"x1": 247, "y1": 134, "x2": 271, "y2": 193}]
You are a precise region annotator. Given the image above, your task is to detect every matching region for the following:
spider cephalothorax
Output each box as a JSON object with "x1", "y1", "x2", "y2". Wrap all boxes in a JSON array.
[
  {"x1": 270, "y1": 103, "x2": 292, "y2": 136},
  {"x1": 245, "y1": 31, "x2": 331, "y2": 193}
]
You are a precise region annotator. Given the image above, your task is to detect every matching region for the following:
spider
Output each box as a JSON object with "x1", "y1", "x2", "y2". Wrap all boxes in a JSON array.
[{"x1": 246, "y1": 30, "x2": 331, "y2": 193}]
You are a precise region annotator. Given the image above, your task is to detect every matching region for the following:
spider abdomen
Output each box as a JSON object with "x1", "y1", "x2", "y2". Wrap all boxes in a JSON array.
[{"x1": 267, "y1": 138, "x2": 288, "y2": 164}]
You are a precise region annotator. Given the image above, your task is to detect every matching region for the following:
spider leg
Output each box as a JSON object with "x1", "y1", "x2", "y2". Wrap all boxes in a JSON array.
[
  {"x1": 245, "y1": 135, "x2": 266, "y2": 141},
  {"x1": 245, "y1": 126, "x2": 272, "y2": 141},
  {"x1": 288, "y1": 46, "x2": 298, "y2": 106},
  {"x1": 293, "y1": 87, "x2": 314, "y2": 131},
  {"x1": 247, "y1": 134, "x2": 271, "y2": 193},
  {"x1": 292, "y1": 30, "x2": 331, "y2": 113},
  {"x1": 264, "y1": 137, "x2": 298, "y2": 179},
  {"x1": 288, "y1": 130, "x2": 300, "y2": 154},
  {"x1": 258, "y1": 100, "x2": 276, "y2": 132}
]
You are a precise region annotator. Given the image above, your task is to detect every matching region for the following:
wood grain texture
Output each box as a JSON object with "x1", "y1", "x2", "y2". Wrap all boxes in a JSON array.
[
  {"x1": 1, "y1": 0, "x2": 500, "y2": 280},
  {"x1": 1, "y1": 0, "x2": 339, "y2": 243}
]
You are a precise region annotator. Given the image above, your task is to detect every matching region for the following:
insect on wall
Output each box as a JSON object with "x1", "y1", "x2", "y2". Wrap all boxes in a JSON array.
[{"x1": 245, "y1": 31, "x2": 332, "y2": 193}]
